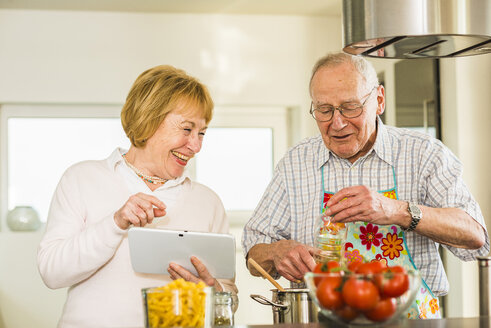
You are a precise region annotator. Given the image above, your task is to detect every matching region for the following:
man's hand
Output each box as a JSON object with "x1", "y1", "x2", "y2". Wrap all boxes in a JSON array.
[
  {"x1": 325, "y1": 185, "x2": 407, "y2": 226},
  {"x1": 273, "y1": 240, "x2": 317, "y2": 281},
  {"x1": 248, "y1": 240, "x2": 316, "y2": 282}
]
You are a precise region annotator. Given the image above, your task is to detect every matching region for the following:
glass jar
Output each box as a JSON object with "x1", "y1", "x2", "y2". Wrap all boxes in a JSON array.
[
  {"x1": 142, "y1": 280, "x2": 213, "y2": 328},
  {"x1": 214, "y1": 291, "x2": 234, "y2": 326},
  {"x1": 313, "y1": 211, "x2": 348, "y2": 264}
]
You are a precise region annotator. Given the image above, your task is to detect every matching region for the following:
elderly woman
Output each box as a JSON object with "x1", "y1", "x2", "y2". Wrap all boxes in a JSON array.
[{"x1": 37, "y1": 65, "x2": 237, "y2": 327}]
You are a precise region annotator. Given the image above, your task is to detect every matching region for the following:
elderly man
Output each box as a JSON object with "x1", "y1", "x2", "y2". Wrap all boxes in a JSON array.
[{"x1": 242, "y1": 52, "x2": 488, "y2": 318}]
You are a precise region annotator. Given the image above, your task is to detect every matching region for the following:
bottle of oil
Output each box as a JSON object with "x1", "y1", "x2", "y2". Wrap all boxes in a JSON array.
[{"x1": 313, "y1": 212, "x2": 348, "y2": 264}]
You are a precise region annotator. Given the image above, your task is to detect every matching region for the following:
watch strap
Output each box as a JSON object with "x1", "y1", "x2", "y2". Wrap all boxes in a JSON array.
[{"x1": 402, "y1": 202, "x2": 422, "y2": 232}]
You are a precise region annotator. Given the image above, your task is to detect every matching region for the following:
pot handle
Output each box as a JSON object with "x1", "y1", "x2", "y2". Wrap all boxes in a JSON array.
[{"x1": 250, "y1": 294, "x2": 288, "y2": 309}]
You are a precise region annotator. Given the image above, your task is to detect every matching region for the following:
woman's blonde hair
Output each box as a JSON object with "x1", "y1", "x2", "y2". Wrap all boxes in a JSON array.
[{"x1": 121, "y1": 65, "x2": 214, "y2": 148}]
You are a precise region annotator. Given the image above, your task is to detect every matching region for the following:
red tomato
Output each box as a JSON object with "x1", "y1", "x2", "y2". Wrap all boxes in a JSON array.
[
  {"x1": 374, "y1": 265, "x2": 410, "y2": 298},
  {"x1": 342, "y1": 277, "x2": 380, "y2": 311},
  {"x1": 347, "y1": 260, "x2": 363, "y2": 272},
  {"x1": 316, "y1": 275, "x2": 344, "y2": 310},
  {"x1": 364, "y1": 297, "x2": 397, "y2": 322},
  {"x1": 313, "y1": 260, "x2": 341, "y2": 286},
  {"x1": 335, "y1": 305, "x2": 359, "y2": 322},
  {"x1": 356, "y1": 260, "x2": 386, "y2": 275},
  {"x1": 313, "y1": 263, "x2": 324, "y2": 286},
  {"x1": 325, "y1": 260, "x2": 341, "y2": 272}
]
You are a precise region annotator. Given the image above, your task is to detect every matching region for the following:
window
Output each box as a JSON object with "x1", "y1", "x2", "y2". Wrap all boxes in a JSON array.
[
  {"x1": 194, "y1": 106, "x2": 289, "y2": 225},
  {"x1": 1, "y1": 104, "x2": 127, "y2": 224},
  {"x1": 1, "y1": 104, "x2": 289, "y2": 227},
  {"x1": 7, "y1": 117, "x2": 129, "y2": 222},
  {"x1": 195, "y1": 127, "x2": 273, "y2": 211}
]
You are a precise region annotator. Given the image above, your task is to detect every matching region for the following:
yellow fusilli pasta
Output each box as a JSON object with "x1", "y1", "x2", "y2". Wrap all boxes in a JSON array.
[{"x1": 143, "y1": 279, "x2": 208, "y2": 328}]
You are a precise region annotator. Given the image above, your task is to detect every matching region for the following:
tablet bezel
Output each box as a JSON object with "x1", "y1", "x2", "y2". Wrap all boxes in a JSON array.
[{"x1": 128, "y1": 227, "x2": 236, "y2": 279}]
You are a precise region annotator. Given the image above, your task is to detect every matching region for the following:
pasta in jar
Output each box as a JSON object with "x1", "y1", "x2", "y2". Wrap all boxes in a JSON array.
[{"x1": 142, "y1": 279, "x2": 211, "y2": 328}]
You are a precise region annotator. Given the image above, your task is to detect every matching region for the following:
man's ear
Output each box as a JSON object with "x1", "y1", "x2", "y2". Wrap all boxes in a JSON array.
[{"x1": 376, "y1": 85, "x2": 385, "y2": 115}]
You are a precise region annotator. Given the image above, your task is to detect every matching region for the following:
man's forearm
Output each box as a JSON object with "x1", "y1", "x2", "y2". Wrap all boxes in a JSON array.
[{"x1": 413, "y1": 207, "x2": 486, "y2": 249}]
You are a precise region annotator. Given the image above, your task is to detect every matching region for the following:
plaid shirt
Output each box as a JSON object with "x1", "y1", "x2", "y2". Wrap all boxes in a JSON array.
[{"x1": 242, "y1": 118, "x2": 489, "y2": 296}]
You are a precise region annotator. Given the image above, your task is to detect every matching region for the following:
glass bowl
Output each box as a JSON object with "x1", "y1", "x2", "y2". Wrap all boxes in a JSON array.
[
  {"x1": 304, "y1": 270, "x2": 421, "y2": 326},
  {"x1": 142, "y1": 280, "x2": 214, "y2": 328}
]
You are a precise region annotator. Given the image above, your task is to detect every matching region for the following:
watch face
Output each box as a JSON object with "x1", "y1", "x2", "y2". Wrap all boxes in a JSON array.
[{"x1": 409, "y1": 203, "x2": 422, "y2": 217}]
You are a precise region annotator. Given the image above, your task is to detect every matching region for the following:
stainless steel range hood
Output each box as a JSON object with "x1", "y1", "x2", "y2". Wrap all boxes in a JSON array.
[{"x1": 342, "y1": 0, "x2": 491, "y2": 59}]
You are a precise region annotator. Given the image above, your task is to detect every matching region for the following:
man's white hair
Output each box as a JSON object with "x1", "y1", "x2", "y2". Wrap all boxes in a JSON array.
[{"x1": 309, "y1": 52, "x2": 379, "y2": 95}]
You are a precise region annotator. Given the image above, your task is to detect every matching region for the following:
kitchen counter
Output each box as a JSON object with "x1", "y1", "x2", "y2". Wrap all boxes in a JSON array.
[
  {"x1": 236, "y1": 316, "x2": 491, "y2": 328},
  {"x1": 120, "y1": 316, "x2": 491, "y2": 327}
]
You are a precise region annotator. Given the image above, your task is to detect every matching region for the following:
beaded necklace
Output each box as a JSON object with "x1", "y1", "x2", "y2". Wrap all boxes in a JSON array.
[{"x1": 122, "y1": 153, "x2": 168, "y2": 185}]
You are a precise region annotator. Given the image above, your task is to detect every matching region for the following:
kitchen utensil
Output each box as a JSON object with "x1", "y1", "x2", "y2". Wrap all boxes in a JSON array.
[
  {"x1": 247, "y1": 258, "x2": 285, "y2": 292},
  {"x1": 250, "y1": 288, "x2": 319, "y2": 323}
]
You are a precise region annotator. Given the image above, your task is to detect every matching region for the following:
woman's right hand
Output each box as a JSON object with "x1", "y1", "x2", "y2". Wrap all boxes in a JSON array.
[{"x1": 114, "y1": 192, "x2": 167, "y2": 230}]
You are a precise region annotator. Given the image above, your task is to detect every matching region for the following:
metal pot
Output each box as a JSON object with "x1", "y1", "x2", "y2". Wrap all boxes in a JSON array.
[{"x1": 250, "y1": 288, "x2": 319, "y2": 324}]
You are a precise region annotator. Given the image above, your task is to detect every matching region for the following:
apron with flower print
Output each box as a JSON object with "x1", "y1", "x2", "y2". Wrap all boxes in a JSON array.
[{"x1": 321, "y1": 166, "x2": 441, "y2": 319}]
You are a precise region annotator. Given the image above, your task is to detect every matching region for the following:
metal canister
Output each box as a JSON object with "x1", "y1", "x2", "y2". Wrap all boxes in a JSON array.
[{"x1": 478, "y1": 256, "x2": 491, "y2": 316}]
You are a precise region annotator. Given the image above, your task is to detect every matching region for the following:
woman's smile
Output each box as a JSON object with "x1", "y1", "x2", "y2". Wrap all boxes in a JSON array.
[{"x1": 171, "y1": 150, "x2": 190, "y2": 165}]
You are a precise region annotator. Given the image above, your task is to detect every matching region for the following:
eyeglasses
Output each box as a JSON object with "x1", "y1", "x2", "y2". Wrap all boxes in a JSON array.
[{"x1": 310, "y1": 86, "x2": 379, "y2": 122}]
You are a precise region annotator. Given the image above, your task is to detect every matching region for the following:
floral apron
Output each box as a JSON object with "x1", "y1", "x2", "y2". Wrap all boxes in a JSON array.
[{"x1": 321, "y1": 166, "x2": 441, "y2": 319}]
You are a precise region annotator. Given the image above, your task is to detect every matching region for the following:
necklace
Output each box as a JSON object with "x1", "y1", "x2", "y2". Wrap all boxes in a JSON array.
[{"x1": 122, "y1": 153, "x2": 168, "y2": 185}]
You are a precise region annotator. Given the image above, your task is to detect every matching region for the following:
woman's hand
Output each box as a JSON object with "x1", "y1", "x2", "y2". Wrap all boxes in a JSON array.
[
  {"x1": 114, "y1": 192, "x2": 166, "y2": 230},
  {"x1": 168, "y1": 256, "x2": 223, "y2": 292}
]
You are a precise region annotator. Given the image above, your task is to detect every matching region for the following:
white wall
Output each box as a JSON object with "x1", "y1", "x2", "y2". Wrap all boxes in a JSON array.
[
  {"x1": 0, "y1": 9, "x2": 341, "y2": 328},
  {"x1": 0, "y1": 9, "x2": 339, "y2": 136},
  {"x1": 440, "y1": 54, "x2": 491, "y2": 318}
]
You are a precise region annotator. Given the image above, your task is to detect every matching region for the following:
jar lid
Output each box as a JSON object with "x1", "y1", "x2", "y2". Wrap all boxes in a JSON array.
[{"x1": 214, "y1": 291, "x2": 232, "y2": 305}]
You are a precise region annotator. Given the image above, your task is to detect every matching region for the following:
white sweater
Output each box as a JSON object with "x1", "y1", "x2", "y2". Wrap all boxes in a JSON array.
[{"x1": 37, "y1": 149, "x2": 237, "y2": 328}]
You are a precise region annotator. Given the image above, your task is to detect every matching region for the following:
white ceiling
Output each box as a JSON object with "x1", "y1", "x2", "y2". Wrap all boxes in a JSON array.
[{"x1": 0, "y1": 0, "x2": 342, "y2": 16}]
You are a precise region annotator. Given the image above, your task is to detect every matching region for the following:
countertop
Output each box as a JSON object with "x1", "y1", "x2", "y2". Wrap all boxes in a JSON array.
[{"x1": 234, "y1": 316, "x2": 491, "y2": 328}]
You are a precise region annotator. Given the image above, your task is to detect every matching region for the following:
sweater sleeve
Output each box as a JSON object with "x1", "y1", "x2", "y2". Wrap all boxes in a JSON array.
[{"x1": 37, "y1": 165, "x2": 126, "y2": 289}]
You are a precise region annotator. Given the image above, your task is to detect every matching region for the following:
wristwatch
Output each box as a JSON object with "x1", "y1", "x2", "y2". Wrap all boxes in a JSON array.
[{"x1": 402, "y1": 202, "x2": 422, "y2": 232}]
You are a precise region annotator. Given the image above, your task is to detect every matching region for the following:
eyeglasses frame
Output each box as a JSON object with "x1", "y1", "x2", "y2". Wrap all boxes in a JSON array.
[{"x1": 310, "y1": 85, "x2": 379, "y2": 122}]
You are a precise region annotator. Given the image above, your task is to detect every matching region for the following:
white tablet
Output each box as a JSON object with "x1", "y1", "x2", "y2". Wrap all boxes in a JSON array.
[{"x1": 128, "y1": 227, "x2": 236, "y2": 279}]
